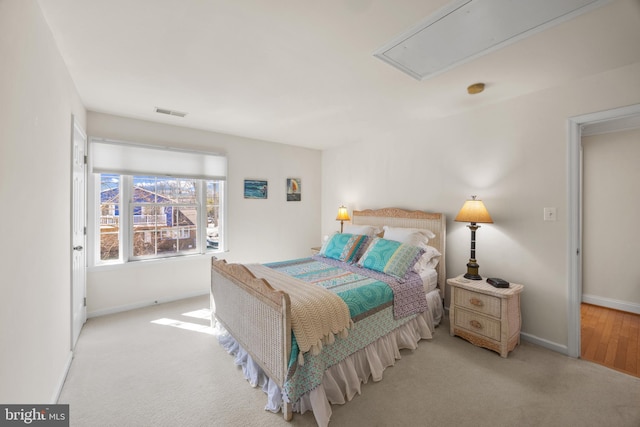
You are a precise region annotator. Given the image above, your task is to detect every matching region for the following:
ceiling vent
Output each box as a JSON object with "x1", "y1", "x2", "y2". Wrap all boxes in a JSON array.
[
  {"x1": 374, "y1": 0, "x2": 609, "y2": 80},
  {"x1": 155, "y1": 107, "x2": 188, "y2": 118}
]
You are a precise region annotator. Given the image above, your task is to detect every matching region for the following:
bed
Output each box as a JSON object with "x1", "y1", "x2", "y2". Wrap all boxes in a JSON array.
[{"x1": 210, "y1": 208, "x2": 446, "y2": 426}]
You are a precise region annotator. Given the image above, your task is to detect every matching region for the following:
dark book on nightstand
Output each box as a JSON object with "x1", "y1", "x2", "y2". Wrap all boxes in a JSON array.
[{"x1": 487, "y1": 278, "x2": 510, "y2": 288}]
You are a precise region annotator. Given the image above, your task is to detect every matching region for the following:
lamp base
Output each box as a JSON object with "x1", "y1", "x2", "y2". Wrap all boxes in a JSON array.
[{"x1": 464, "y1": 259, "x2": 482, "y2": 280}]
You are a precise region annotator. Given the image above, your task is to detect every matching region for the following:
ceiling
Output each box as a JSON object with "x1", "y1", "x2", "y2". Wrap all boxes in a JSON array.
[{"x1": 36, "y1": 0, "x2": 640, "y2": 150}]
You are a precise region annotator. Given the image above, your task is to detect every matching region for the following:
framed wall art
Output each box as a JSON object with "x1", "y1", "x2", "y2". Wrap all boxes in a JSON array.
[
  {"x1": 287, "y1": 178, "x2": 301, "y2": 201},
  {"x1": 244, "y1": 179, "x2": 268, "y2": 199}
]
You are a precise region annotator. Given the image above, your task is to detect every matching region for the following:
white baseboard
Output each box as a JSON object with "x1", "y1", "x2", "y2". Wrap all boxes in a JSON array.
[
  {"x1": 520, "y1": 332, "x2": 569, "y2": 356},
  {"x1": 52, "y1": 351, "x2": 73, "y2": 403},
  {"x1": 582, "y1": 294, "x2": 640, "y2": 315},
  {"x1": 87, "y1": 290, "x2": 210, "y2": 318}
]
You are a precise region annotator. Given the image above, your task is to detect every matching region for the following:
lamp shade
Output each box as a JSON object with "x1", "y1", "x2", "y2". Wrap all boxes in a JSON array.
[
  {"x1": 454, "y1": 197, "x2": 493, "y2": 224},
  {"x1": 336, "y1": 206, "x2": 350, "y2": 221}
]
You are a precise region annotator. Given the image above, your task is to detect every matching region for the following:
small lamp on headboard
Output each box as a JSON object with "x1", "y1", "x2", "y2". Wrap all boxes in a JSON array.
[
  {"x1": 336, "y1": 205, "x2": 350, "y2": 233},
  {"x1": 455, "y1": 196, "x2": 493, "y2": 280}
]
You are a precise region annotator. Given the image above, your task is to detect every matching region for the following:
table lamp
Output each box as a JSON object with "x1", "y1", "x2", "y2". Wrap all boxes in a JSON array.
[
  {"x1": 336, "y1": 205, "x2": 350, "y2": 233},
  {"x1": 455, "y1": 196, "x2": 493, "y2": 280}
]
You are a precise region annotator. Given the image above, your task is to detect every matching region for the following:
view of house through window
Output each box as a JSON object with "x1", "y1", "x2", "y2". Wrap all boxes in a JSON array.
[
  {"x1": 98, "y1": 173, "x2": 223, "y2": 262},
  {"x1": 100, "y1": 174, "x2": 120, "y2": 260}
]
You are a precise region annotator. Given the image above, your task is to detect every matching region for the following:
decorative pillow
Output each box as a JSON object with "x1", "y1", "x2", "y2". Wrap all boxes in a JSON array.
[
  {"x1": 319, "y1": 233, "x2": 368, "y2": 263},
  {"x1": 357, "y1": 237, "x2": 425, "y2": 280},
  {"x1": 413, "y1": 245, "x2": 442, "y2": 273},
  {"x1": 342, "y1": 224, "x2": 381, "y2": 237}
]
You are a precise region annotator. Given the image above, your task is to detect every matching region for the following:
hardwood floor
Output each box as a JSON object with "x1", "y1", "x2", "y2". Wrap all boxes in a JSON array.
[{"x1": 581, "y1": 303, "x2": 640, "y2": 377}]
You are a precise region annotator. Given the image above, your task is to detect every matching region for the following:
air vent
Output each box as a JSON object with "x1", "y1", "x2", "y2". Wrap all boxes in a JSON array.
[
  {"x1": 155, "y1": 107, "x2": 187, "y2": 118},
  {"x1": 374, "y1": 0, "x2": 608, "y2": 80}
]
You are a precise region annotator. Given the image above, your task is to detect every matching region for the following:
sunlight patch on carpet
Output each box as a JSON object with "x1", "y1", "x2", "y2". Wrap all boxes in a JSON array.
[
  {"x1": 151, "y1": 317, "x2": 216, "y2": 335},
  {"x1": 182, "y1": 308, "x2": 212, "y2": 320}
]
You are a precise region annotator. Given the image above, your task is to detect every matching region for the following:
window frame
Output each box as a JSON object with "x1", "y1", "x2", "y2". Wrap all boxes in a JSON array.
[
  {"x1": 128, "y1": 175, "x2": 201, "y2": 261},
  {"x1": 89, "y1": 173, "x2": 225, "y2": 267}
]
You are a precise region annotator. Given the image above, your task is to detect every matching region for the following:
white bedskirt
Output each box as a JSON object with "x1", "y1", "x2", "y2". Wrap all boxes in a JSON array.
[{"x1": 218, "y1": 290, "x2": 442, "y2": 426}]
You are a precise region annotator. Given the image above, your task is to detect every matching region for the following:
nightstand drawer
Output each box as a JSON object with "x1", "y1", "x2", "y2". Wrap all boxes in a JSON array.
[
  {"x1": 454, "y1": 308, "x2": 501, "y2": 341},
  {"x1": 455, "y1": 288, "x2": 501, "y2": 318}
]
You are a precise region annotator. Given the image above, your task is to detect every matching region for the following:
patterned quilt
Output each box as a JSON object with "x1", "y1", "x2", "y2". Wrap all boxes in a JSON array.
[{"x1": 264, "y1": 256, "x2": 429, "y2": 403}]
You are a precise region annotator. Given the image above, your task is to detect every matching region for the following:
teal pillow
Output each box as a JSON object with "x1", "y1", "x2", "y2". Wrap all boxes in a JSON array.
[
  {"x1": 319, "y1": 233, "x2": 368, "y2": 263},
  {"x1": 357, "y1": 237, "x2": 401, "y2": 271},
  {"x1": 357, "y1": 237, "x2": 425, "y2": 280}
]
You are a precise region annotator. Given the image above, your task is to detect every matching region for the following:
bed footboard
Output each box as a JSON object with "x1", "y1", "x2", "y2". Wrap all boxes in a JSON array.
[{"x1": 210, "y1": 257, "x2": 292, "y2": 420}]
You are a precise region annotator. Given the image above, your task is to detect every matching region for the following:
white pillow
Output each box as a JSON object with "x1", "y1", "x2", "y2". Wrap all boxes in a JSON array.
[
  {"x1": 382, "y1": 226, "x2": 435, "y2": 247},
  {"x1": 343, "y1": 224, "x2": 380, "y2": 237},
  {"x1": 413, "y1": 245, "x2": 442, "y2": 273}
]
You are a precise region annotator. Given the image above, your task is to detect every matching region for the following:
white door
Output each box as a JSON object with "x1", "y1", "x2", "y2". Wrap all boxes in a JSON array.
[{"x1": 71, "y1": 118, "x2": 87, "y2": 348}]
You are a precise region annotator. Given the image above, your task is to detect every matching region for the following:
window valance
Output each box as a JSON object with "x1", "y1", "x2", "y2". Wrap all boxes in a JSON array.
[{"x1": 89, "y1": 138, "x2": 227, "y2": 180}]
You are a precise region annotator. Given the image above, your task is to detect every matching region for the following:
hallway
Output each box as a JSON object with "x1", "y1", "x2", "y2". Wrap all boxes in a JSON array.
[{"x1": 581, "y1": 303, "x2": 640, "y2": 378}]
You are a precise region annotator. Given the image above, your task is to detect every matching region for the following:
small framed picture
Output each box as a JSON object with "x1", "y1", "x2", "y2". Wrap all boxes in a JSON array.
[
  {"x1": 244, "y1": 179, "x2": 268, "y2": 199},
  {"x1": 287, "y1": 178, "x2": 301, "y2": 201}
]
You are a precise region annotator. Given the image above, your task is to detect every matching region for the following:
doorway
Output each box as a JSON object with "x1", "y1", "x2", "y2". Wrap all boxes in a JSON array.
[{"x1": 567, "y1": 103, "x2": 640, "y2": 358}]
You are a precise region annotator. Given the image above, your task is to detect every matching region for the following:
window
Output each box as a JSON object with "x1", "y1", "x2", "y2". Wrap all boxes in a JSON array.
[
  {"x1": 90, "y1": 139, "x2": 226, "y2": 265},
  {"x1": 99, "y1": 173, "x2": 120, "y2": 261}
]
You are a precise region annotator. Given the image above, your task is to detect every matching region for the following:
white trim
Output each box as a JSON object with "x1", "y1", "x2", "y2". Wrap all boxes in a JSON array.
[
  {"x1": 582, "y1": 294, "x2": 640, "y2": 315},
  {"x1": 567, "y1": 116, "x2": 582, "y2": 358},
  {"x1": 52, "y1": 351, "x2": 73, "y2": 403},
  {"x1": 87, "y1": 252, "x2": 222, "y2": 272},
  {"x1": 87, "y1": 290, "x2": 209, "y2": 318},
  {"x1": 567, "y1": 103, "x2": 640, "y2": 358},
  {"x1": 520, "y1": 332, "x2": 568, "y2": 356}
]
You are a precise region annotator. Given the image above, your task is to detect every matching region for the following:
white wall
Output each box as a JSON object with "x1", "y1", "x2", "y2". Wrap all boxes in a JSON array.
[
  {"x1": 322, "y1": 61, "x2": 640, "y2": 353},
  {"x1": 86, "y1": 112, "x2": 321, "y2": 316},
  {"x1": 0, "y1": 0, "x2": 86, "y2": 403},
  {"x1": 582, "y1": 127, "x2": 640, "y2": 310}
]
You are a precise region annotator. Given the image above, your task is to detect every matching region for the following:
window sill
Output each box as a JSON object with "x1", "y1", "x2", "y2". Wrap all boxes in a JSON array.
[{"x1": 88, "y1": 251, "x2": 226, "y2": 272}]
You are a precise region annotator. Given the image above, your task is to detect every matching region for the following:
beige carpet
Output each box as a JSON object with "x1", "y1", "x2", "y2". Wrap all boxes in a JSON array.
[{"x1": 59, "y1": 295, "x2": 640, "y2": 426}]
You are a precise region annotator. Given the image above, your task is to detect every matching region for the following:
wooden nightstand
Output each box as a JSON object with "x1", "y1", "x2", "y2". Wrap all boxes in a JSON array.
[
  {"x1": 311, "y1": 246, "x2": 322, "y2": 255},
  {"x1": 447, "y1": 275, "x2": 523, "y2": 358}
]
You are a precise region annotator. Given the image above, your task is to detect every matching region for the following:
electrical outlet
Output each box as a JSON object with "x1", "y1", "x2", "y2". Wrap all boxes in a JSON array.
[{"x1": 544, "y1": 207, "x2": 557, "y2": 221}]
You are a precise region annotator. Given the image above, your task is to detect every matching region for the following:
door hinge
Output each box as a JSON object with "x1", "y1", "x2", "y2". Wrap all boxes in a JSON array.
[
  {"x1": 83, "y1": 297, "x2": 87, "y2": 307},
  {"x1": 84, "y1": 226, "x2": 87, "y2": 235},
  {"x1": 84, "y1": 155, "x2": 88, "y2": 165}
]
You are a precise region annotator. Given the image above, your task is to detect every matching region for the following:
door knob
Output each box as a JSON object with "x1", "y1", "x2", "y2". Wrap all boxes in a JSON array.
[{"x1": 73, "y1": 245, "x2": 84, "y2": 251}]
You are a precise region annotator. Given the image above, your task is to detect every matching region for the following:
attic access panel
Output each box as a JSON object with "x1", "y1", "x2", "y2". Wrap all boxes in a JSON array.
[{"x1": 374, "y1": 0, "x2": 608, "y2": 80}]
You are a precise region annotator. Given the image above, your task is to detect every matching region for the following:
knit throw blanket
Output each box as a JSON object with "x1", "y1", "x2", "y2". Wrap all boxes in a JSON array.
[{"x1": 245, "y1": 264, "x2": 352, "y2": 362}]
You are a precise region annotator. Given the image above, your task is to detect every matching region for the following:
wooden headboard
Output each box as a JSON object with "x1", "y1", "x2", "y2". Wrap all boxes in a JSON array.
[{"x1": 352, "y1": 208, "x2": 446, "y2": 296}]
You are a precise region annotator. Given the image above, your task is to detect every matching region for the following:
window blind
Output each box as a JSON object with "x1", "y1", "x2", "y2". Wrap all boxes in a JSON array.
[{"x1": 89, "y1": 139, "x2": 227, "y2": 180}]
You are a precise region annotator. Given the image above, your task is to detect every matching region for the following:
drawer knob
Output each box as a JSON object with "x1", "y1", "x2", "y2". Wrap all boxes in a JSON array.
[
  {"x1": 470, "y1": 320, "x2": 483, "y2": 329},
  {"x1": 470, "y1": 298, "x2": 484, "y2": 307}
]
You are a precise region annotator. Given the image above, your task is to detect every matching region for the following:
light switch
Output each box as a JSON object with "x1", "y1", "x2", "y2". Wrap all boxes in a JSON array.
[{"x1": 544, "y1": 207, "x2": 557, "y2": 221}]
